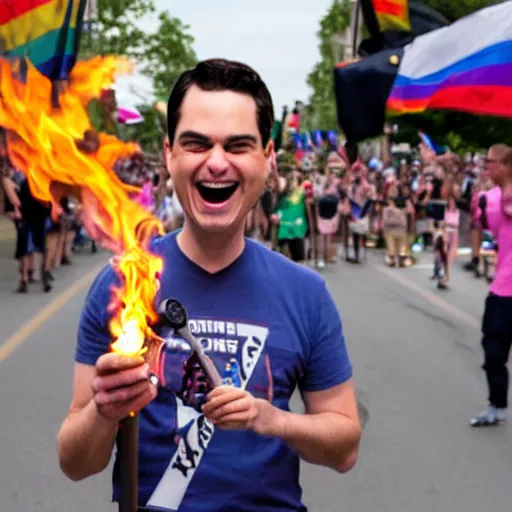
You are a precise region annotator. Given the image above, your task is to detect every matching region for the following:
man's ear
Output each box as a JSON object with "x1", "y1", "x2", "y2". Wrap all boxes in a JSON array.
[
  {"x1": 164, "y1": 136, "x2": 172, "y2": 174},
  {"x1": 264, "y1": 140, "x2": 275, "y2": 177}
]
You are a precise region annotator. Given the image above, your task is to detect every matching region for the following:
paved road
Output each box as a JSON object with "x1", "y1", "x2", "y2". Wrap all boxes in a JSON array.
[{"x1": 1, "y1": 240, "x2": 511, "y2": 512}]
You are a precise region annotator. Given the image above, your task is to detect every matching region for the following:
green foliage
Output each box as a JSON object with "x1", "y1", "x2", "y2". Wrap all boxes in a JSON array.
[
  {"x1": 79, "y1": 0, "x2": 156, "y2": 59},
  {"x1": 391, "y1": 111, "x2": 512, "y2": 154},
  {"x1": 78, "y1": 1, "x2": 198, "y2": 153},
  {"x1": 421, "y1": 0, "x2": 500, "y2": 22},
  {"x1": 142, "y1": 12, "x2": 197, "y2": 101},
  {"x1": 306, "y1": 0, "x2": 352, "y2": 130},
  {"x1": 79, "y1": 0, "x2": 197, "y2": 98}
]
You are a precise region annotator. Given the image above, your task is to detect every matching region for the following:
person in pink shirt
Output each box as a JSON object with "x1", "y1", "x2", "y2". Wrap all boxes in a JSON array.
[
  {"x1": 434, "y1": 193, "x2": 460, "y2": 289},
  {"x1": 315, "y1": 164, "x2": 342, "y2": 268},
  {"x1": 471, "y1": 144, "x2": 512, "y2": 427},
  {"x1": 136, "y1": 176, "x2": 156, "y2": 213}
]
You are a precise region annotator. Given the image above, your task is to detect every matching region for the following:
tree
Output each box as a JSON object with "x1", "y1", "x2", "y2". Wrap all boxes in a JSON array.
[
  {"x1": 142, "y1": 12, "x2": 198, "y2": 101},
  {"x1": 79, "y1": 0, "x2": 156, "y2": 59},
  {"x1": 421, "y1": 0, "x2": 500, "y2": 22},
  {"x1": 79, "y1": 3, "x2": 198, "y2": 153},
  {"x1": 306, "y1": 0, "x2": 351, "y2": 130}
]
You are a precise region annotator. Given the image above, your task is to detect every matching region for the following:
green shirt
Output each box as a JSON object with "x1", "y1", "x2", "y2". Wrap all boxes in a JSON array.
[{"x1": 276, "y1": 187, "x2": 308, "y2": 240}]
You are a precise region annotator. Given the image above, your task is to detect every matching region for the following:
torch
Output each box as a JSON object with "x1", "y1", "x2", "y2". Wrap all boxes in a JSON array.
[
  {"x1": 117, "y1": 359, "x2": 160, "y2": 512},
  {"x1": 117, "y1": 299, "x2": 222, "y2": 512}
]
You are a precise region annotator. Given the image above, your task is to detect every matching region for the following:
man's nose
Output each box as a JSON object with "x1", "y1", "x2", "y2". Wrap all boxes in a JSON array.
[{"x1": 207, "y1": 145, "x2": 229, "y2": 176}]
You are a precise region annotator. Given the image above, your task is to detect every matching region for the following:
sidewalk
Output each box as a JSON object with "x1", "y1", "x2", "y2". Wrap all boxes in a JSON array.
[
  {"x1": 0, "y1": 217, "x2": 16, "y2": 287},
  {"x1": 0, "y1": 216, "x2": 15, "y2": 243}
]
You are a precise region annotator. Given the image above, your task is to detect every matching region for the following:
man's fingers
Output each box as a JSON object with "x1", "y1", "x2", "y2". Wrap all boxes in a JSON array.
[
  {"x1": 98, "y1": 385, "x2": 158, "y2": 421},
  {"x1": 206, "y1": 386, "x2": 245, "y2": 404},
  {"x1": 203, "y1": 391, "x2": 247, "y2": 414},
  {"x1": 214, "y1": 411, "x2": 254, "y2": 427},
  {"x1": 94, "y1": 380, "x2": 152, "y2": 406},
  {"x1": 96, "y1": 353, "x2": 145, "y2": 375},
  {"x1": 92, "y1": 364, "x2": 149, "y2": 392},
  {"x1": 202, "y1": 397, "x2": 250, "y2": 420},
  {"x1": 127, "y1": 385, "x2": 158, "y2": 415}
]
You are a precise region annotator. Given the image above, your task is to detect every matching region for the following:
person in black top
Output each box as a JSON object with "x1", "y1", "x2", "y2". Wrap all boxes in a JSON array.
[{"x1": 16, "y1": 177, "x2": 52, "y2": 293}]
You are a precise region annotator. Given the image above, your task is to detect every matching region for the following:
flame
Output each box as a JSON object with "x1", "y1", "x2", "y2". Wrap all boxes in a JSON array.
[{"x1": 0, "y1": 56, "x2": 163, "y2": 357}]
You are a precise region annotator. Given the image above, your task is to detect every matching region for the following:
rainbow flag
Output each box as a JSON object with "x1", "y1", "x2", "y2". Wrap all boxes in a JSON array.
[
  {"x1": 372, "y1": 0, "x2": 410, "y2": 32},
  {"x1": 387, "y1": 2, "x2": 512, "y2": 118},
  {"x1": 0, "y1": 0, "x2": 87, "y2": 81}
]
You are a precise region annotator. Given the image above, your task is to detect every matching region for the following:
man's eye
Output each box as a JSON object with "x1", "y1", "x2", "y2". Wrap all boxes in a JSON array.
[
  {"x1": 226, "y1": 144, "x2": 250, "y2": 154},
  {"x1": 183, "y1": 141, "x2": 209, "y2": 152}
]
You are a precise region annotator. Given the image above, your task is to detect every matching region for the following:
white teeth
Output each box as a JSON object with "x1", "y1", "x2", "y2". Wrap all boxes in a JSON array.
[{"x1": 198, "y1": 181, "x2": 237, "y2": 189}]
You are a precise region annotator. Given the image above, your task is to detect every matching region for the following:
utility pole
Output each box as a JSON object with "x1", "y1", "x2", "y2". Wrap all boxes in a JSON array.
[
  {"x1": 348, "y1": 0, "x2": 361, "y2": 60},
  {"x1": 330, "y1": 0, "x2": 362, "y2": 64}
]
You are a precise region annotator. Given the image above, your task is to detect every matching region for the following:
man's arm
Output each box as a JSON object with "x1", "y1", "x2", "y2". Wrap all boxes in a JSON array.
[
  {"x1": 276, "y1": 379, "x2": 360, "y2": 472},
  {"x1": 203, "y1": 380, "x2": 361, "y2": 473},
  {"x1": 57, "y1": 363, "x2": 119, "y2": 481},
  {"x1": 203, "y1": 280, "x2": 360, "y2": 473},
  {"x1": 57, "y1": 267, "x2": 156, "y2": 482}
]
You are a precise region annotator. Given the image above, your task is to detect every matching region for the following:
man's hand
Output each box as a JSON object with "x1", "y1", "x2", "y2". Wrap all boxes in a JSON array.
[
  {"x1": 202, "y1": 386, "x2": 283, "y2": 436},
  {"x1": 92, "y1": 353, "x2": 157, "y2": 422}
]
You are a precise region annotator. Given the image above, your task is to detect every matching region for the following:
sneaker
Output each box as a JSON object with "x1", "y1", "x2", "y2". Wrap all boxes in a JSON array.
[
  {"x1": 463, "y1": 261, "x2": 477, "y2": 272},
  {"x1": 470, "y1": 406, "x2": 507, "y2": 427},
  {"x1": 385, "y1": 256, "x2": 396, "y2": 267},
  {"x1": 316, "y1": 260, "x2": 326, "y2": 270},
  {"x1": 42, "y1": 271, "x2": 53, "y2": 293},
  {"x1": 16, "y1": 280, "x2": 28, "y2": 293}
]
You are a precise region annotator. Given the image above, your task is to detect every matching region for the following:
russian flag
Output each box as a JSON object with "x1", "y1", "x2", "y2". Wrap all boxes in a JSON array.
[{"x1": 387, "y1": 2, "x2": 512, "y2": 117}]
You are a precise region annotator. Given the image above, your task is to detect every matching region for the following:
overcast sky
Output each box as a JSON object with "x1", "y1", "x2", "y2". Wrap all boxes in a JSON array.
[{"x1": 116, "y1": 0, "x2": 334, "y2": 116}]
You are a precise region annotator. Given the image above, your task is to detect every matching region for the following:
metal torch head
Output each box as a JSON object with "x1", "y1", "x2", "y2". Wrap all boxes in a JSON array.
[{"x1": 158, "y1": 298, "x2": 188, "y2": 330}]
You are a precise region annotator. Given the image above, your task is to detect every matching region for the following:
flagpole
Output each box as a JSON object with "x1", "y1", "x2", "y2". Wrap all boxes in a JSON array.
[{"x1": 351, "y1": 0, "x2": 361, "y2": 59}]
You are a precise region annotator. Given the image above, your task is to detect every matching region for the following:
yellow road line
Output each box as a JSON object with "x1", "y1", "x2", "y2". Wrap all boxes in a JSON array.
[
  {"x1": 374, "y1": 265, "x2": 481, "y2": 331},
  {"x1": 0, "y1": 263, "x2": 104, "y2": 362}
]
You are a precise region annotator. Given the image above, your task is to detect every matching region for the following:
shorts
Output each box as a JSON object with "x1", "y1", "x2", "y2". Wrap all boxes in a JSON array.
[
  {"x1": 426, "y1": 201, "x2": 447, "y2": 222},
  {"x1": 15, "y1": 221, "x2": 46, "y2": 259}
]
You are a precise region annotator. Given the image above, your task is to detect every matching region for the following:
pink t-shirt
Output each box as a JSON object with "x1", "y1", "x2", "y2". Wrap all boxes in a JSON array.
[
  {"x1": 481, "y1": 186, "x2": 512, "y2": 297},
  {"x1": 444, "y1": 209, "x2": 460, "y2": 230}
]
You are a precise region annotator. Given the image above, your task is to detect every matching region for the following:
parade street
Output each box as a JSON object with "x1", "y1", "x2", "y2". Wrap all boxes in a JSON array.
[{"x1": 1, "y1": 235, "x2": 511, "y2": 512}]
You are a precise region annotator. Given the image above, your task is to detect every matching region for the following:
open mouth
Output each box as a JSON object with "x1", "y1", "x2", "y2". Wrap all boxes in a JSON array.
[{"x1": 196, "y1": 181, "x2": 240, "y2": 204}]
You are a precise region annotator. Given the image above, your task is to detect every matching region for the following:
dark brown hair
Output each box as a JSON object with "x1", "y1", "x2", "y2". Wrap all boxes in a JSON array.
[{"x1": 167, "y1": 59, "x2": 274, "y2": 147}]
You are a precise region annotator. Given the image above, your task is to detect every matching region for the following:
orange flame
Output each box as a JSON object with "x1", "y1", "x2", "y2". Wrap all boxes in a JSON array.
[{"x1": 0, "y1": 56, "x2": 164, "y2": 357}]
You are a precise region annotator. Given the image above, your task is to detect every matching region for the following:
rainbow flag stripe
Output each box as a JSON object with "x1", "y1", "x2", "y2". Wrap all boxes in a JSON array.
[
  {"x1": 372, "y1": 0, "x2": 410, "y2": 32},
  {"x1": 387, "y1": 3, "x2": 512, "y2": 118},
  {"x1": 0, "y1": 0, "x2": 86, "y2": 80}
]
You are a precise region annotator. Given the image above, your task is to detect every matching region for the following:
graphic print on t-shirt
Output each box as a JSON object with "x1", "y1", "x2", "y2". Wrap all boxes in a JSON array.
[{"x1": 147, "y1": 316, "x2": 270, "y2": 511}]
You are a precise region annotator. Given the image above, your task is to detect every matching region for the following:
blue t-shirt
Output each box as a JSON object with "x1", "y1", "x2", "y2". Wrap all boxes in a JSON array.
[{"x1": 76, "y1": 233, "x2": 352, "y2": 512}]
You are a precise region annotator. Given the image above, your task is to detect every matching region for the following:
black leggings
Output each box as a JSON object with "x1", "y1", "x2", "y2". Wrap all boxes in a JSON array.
[
  {"x1": 482, "y1": 293, "x2": 512, "y2": 408},
  {"x1": 278, "y1": 238, "x2": 305, "y2": 262}
]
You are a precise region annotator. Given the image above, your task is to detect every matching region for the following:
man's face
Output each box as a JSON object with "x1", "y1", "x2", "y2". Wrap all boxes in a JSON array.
[
  {"x1": 485, "y1": 148, "x2": 506, "y2": 185},
  {"x1": 165, "y1": 85, "x2": 272, "y2": 235}
]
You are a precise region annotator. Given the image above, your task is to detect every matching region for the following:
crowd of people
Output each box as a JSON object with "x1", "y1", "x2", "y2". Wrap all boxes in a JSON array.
[
  {"x1": 246, "y1": 136, "x2": 497, "y2": 292},
  {"x1": 0, "y1": 131, "x2": 500, "y2": 296},
  {"x1": 0, "y1": 150, "x2": 186, "y2": 294},
  {"x1": 0, "y1": 157, "x2": 94, "y2": 294}
]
